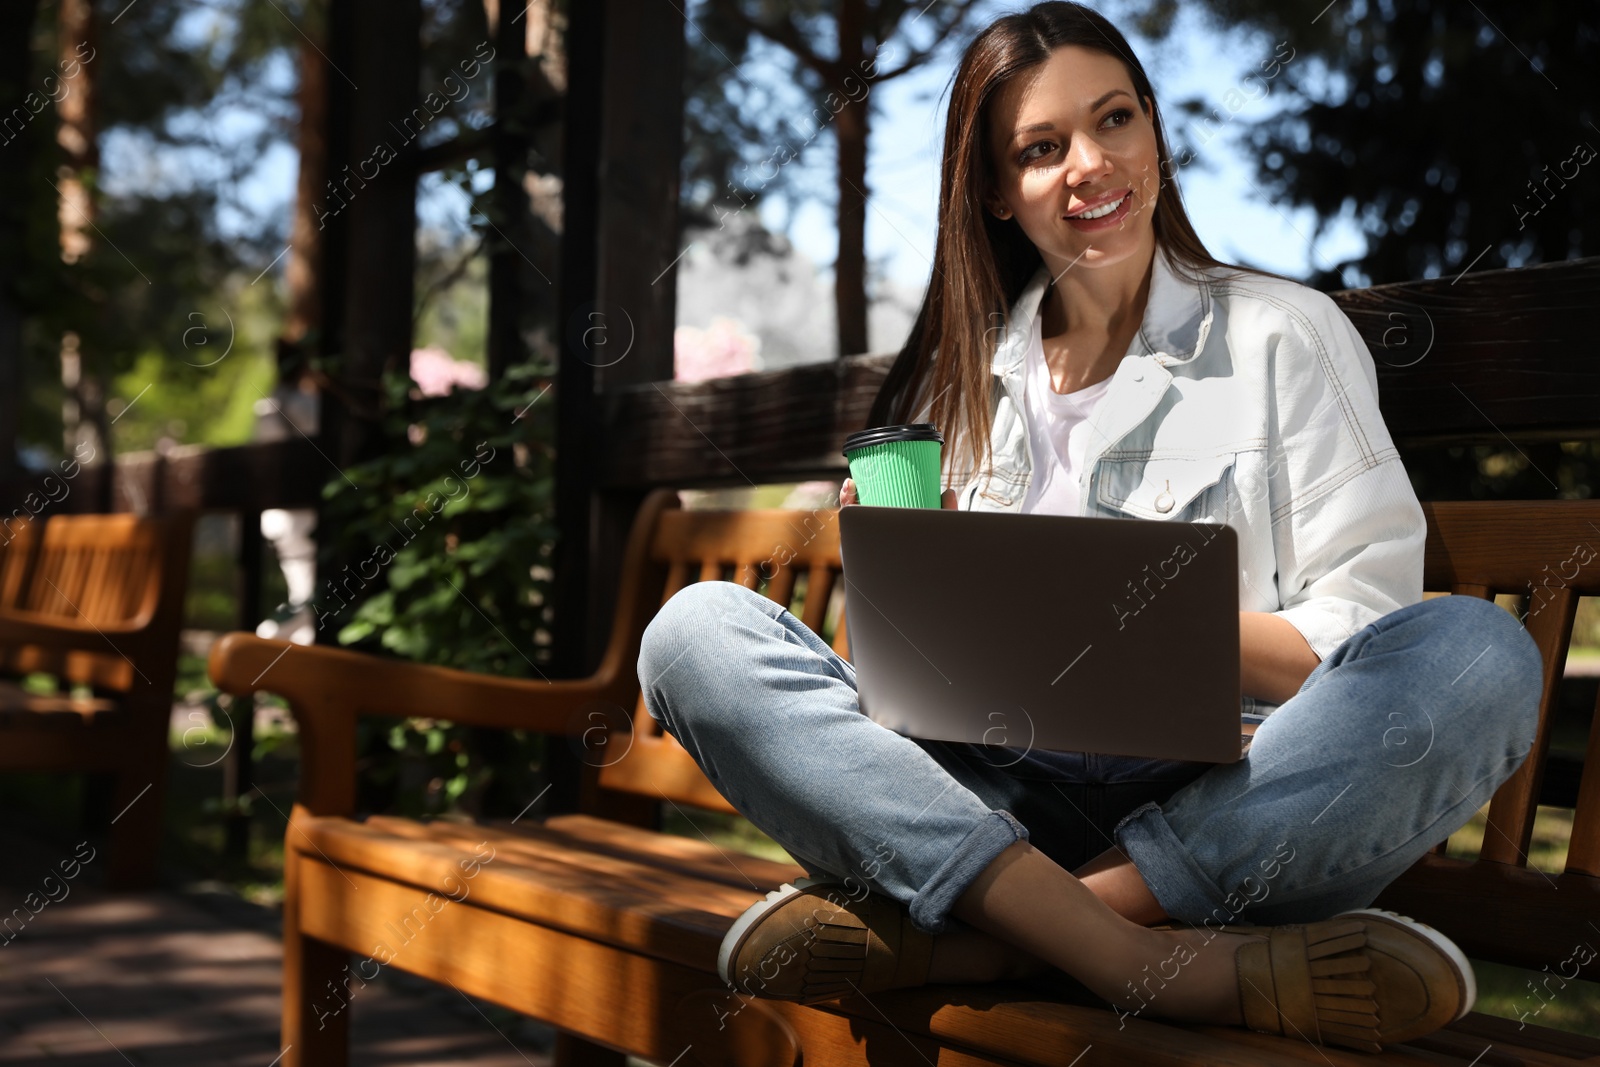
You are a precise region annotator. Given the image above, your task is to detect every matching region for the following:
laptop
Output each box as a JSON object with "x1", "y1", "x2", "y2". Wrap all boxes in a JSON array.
[{"x1": 838, "y1": 505, "x2": 1246, "y2": 763}]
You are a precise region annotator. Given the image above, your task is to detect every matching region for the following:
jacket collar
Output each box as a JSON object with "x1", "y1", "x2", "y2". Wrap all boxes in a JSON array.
[{"x1": 990, "y1": 244, "x2": 1215, "y2": 377}]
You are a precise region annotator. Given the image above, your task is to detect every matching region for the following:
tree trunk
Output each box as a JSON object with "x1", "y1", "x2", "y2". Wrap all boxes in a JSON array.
[
  {"x1": 835, "y1": 97, "x2": 869, "y2": 358},
  {"x1": 282, "y1": 0, "x2": 329, "y2": 372},
  {"x1": 55, "y1": 0, "x2": 109, "y2": 506},
  {"x1": 833, "y1": 0, "x2": 868, "y2": 358}
]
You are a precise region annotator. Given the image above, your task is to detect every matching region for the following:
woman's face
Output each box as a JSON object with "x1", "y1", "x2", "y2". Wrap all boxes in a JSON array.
[{"x1": 985, "y1": 45, "x2": 1161, "y2": 274}]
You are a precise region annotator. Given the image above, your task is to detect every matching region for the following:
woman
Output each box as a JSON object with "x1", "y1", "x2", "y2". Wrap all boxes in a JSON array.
[{"x1": 637, "y1": 1, "x2": 1543, "y2": 1052}]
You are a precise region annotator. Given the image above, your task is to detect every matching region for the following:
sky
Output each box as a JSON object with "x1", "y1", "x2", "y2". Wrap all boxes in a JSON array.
[
  {"x1": 746, "y1": 1, "x2": 1367, "y2": 292},
  {"x1": 103, "y1": 1, "x2": 1370, "y2": 313}
]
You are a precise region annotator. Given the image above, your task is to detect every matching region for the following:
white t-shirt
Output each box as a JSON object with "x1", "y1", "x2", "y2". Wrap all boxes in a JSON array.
[{"x1": 1019, "y1": 307, "x2": 1114, "y2": 517}]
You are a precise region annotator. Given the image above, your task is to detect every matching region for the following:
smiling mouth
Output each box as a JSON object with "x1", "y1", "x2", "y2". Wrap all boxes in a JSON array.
[{"x1": 1067, "y1": 192, "x2": 1131, "y2": 220}]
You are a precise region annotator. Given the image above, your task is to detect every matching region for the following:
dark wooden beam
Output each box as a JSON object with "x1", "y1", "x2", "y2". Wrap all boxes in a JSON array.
[
  {"x1": 589, "y1": 256, "x2": 1600, "y2": 491},
  {"x1": 591, "y1": 7, "x2": 684, "y2": 398},
  {"x1": 486, "y1": 3, "x2": 529, "y2": 384},
  {"x1": 550, "y1": 0, "x2": 604, "y2": 683},
  {"x1": 318, "y1": 0, "x2": 421, "y2": 470},
  {"x1": 552, "y1": 0, "x2": 684, "y2": 677},
  {"x1": 582, "y1": 0, "x2": 686, "y2": 679},
  {"x1": 1337, "y1": 256, "x2": 1600, "y2": 445}
]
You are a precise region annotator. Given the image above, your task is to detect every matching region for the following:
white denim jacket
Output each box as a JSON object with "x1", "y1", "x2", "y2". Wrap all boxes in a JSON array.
[{"x1": 921, "y1": 245, "x2": 1426, "y2": 709}]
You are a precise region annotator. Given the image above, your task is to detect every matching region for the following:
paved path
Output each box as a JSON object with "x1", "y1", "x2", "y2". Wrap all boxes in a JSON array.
[{"x1": 0, "y1": 827, "x2": 561, "y2": 1066}]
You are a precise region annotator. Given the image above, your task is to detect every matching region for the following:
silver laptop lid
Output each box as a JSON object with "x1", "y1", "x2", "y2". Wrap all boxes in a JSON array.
[{"x1": 839, "y1": 506, "x2": 1242, "y2": 763}]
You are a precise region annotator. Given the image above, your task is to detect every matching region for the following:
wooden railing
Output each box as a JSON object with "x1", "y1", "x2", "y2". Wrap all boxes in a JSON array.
[
  {"x1": 596, "y1": 256, "x2": 1600, "y2": 490},
  {"x1": 0, "y1": 438, "x2": 325, "y2": 518}
]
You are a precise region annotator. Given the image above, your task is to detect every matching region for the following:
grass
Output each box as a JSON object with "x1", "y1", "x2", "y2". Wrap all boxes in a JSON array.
[
  {"x1": 1444, "y1": 804, "x2": 1576, "y2": 874},
  {"x1": 1471, "y1": 958, "x2": 1600, "y2": 1037},
  {"x1": 1440, "y1": 806, "x2": 1600, "y2": 1036}
]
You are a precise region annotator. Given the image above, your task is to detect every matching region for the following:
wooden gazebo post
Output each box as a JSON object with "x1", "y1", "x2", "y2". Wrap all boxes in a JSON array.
[
  {"x1": 317, "y1": 0, "x2": 422, "y2": 471},
  {"x1": 551, "y1": 0, "x2": 685, "y2": 723}
]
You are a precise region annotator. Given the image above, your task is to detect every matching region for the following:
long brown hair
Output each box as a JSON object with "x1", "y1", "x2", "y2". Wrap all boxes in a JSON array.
[{"x1": 866, "y1": 0, "x2": 1300, "y2": 490}]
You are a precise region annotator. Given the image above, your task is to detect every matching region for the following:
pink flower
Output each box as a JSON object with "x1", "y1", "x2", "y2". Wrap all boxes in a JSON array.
[
  {"x1": 674, "y1": 317, "x2": 759, "y2": 382},
  {"x1": 410, "y1": 347, "x2": 487, "y2": 397}
]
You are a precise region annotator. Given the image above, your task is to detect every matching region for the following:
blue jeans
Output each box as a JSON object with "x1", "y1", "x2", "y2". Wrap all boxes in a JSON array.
[{"x1": 637, "y1": 582, "x2": 1542, "y2": 936}]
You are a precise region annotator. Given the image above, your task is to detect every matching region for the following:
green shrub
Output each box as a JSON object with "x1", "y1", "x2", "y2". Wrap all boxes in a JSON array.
[{"x1": 315, "y1": 363, "x2": 558, "y2": 818}]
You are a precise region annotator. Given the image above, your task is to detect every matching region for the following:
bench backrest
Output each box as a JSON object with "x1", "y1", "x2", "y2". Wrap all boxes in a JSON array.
[
  {"x1": 597, "y1": 490, "x2": 1600, "y2": 973},
  {"x1": 3, "y1": 514, "x2": 175, "y2": 691},
  {"x1": 1416, "y1": 501, "x2": 1600, "y2": 875},
  {"x1": 598, "y1": 495, "x2": 848, "y2": 811},
  {"x1": 0, "y1": 515, "x2": 37, "y2": 611}
]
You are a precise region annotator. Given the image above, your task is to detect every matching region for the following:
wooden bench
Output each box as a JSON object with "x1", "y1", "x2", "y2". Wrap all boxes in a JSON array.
[
  {"x1": 208, "y1": 487, "x2": 1600, "y2": 1066},
  {"x1": 0, "y1": 512, "x2": 195, "y2": 889}
]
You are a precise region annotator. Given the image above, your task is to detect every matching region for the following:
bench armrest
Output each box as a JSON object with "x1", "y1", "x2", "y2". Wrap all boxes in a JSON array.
[
  {"x1": 0, "y1": 608, "x2": 154, "y2": 653},
  {"x1": 209, "y1": 633, "x2": 641, "y2": 816},
  {"x1": 209, "y1": 632, "x2": 634, "y2": 734}
]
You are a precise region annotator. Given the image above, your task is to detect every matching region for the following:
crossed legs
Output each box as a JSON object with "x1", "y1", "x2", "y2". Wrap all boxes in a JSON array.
[{"x1": 638, "y1": 581, "x2": 1542, "y2": 1018}]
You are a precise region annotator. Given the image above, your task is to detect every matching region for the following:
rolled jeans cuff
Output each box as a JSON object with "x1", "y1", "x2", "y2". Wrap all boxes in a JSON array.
[
  {"x1": 907, "y1": 809, "x2": 1028, "y2": 936},
  {"x1": 1113, "y1": 800, "x2": 1230, "y2": 924}
]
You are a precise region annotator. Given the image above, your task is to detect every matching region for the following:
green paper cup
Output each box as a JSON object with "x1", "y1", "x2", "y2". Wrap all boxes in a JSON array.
[{"x1": 841, "y1": 423, "x2": 945, "y2": 508}]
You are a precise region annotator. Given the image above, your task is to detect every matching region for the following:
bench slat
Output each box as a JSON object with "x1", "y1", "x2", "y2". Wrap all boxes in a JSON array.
[
  {"x1": 733, "y1": 560, "x2": 761, "y2": 589},
  {"x1": 293, "y1": 855, "x2": 740, "y2": 1062},
  {"x1": 1421, "y1": 502, "x2": 1600, "y2": 592},
  {"x1": 1374, "y1": 854, "x2": 1600, "y2": 981},
  {"x1": 292, "y1": 814, "x2": 773, "y2": 972},
  {"x1": 1567, "y1": 684, "x2": 1600, "y2": 875},
  {"x1": 1422, "y1": 1012, "x2": 1600, "y2": 1064},
  {"x1": 598, "y1": 732, "x2": 741, "y2": 814},
  {"x1": 1481, "y1": 584, "x2": 1573, "y2": 865},
  {"x1": 364, "y1": 812, "x2": 804, "y2": 895},
  {"x1": 765, "y1": 563, "x2": 797, "y2": 615},
  {"x1": 800, "y1": 562, "x2": 836, "y2": 636},
  {"x1": 535, "y1": 813, "x2": 805, "y2": 887}
]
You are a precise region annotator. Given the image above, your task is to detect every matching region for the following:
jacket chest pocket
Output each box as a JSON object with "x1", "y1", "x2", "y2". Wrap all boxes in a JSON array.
[
  {"x1": 966, "y1": 388, "x2": 1030, "y2": 509},
  {"x1": 1093, "y1": 451, "x2": 1237, "y2": 523}
]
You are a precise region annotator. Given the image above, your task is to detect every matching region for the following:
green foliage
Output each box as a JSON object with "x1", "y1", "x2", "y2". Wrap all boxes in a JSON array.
[
  {"x1": 414, "y1": 228, "x2": 488, "y2": 369},
  {"x1": 109, "y1": 280, "x2": 280, "y2": 453},
  {"x1": 1115, "y1": 0, "x2": 1598, "y2": 288},
  {"x1": 11, "y1": 0, "x2": 301, "y2": 459},
  {"x1": 319, "y1": 365, "x2": 556, "y2": 675},
  {"x1": 316, "y1": 363, "x2": 558, "y2": 818}
]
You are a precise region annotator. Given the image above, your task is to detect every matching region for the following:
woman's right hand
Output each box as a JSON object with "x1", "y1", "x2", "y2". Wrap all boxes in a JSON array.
[{"x1": 840, "y1": 477, "x2": 958, "y2": 509}]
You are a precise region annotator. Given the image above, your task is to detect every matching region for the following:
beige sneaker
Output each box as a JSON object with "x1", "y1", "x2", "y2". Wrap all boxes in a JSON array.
[
  {"x1": 717, "y1": 877, "x2": 935, "y2": 1003},
  {"x1": 1236, "y1": 907, "x2": 1475, "y2": 1052}
]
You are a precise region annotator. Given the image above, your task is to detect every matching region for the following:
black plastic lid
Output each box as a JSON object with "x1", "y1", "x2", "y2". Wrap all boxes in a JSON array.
[{"x1": 841, "y1": 422, "x2": 944, "y2": 457}]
